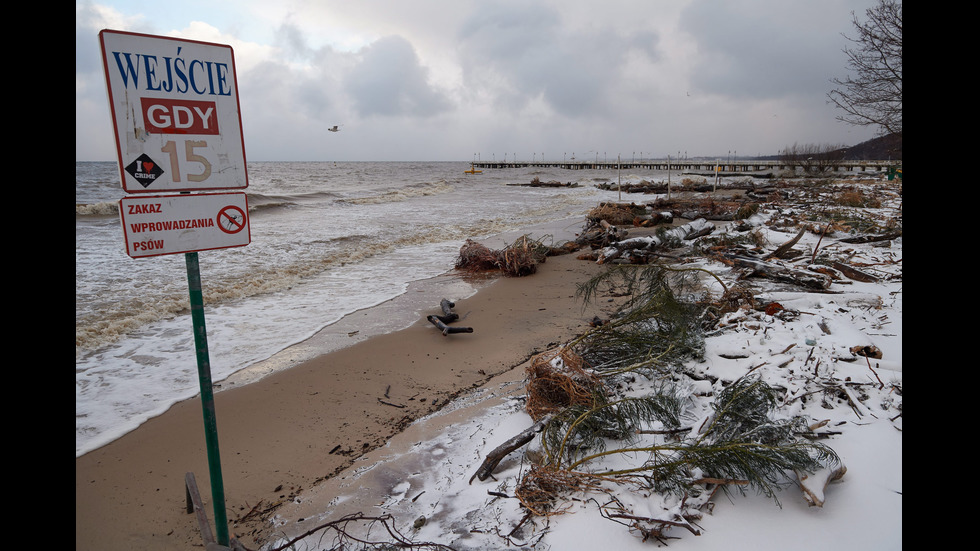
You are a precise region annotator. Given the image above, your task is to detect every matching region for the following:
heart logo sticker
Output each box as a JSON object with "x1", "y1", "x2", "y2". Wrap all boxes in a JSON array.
[{"x1": 125, "y1": 154, "x2": 164, "y2": 188}]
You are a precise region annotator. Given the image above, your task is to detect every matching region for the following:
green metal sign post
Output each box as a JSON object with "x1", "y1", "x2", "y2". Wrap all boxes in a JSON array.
[
  {"x1": 185, "y1": 251, "x2": 229, "y2": 546},
  {"x1": 101, "y1": 30, "x2": 250, "y2": 547}
]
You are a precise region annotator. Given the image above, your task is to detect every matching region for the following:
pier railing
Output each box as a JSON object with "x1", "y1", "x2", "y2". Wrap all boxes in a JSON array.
[{"x1": 469, "y1": 160, "x2": 896, "y2": 172}]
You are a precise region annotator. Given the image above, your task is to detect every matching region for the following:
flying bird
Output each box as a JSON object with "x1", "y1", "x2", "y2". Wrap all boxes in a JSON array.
[{"x1": 328, "y1": 125, "x2": 342, "y2": 132}]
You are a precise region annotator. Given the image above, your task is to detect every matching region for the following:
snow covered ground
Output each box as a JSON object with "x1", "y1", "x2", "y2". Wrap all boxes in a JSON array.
[{"x1": 264, "y1": 179, "x2": 902, "y2": 551}]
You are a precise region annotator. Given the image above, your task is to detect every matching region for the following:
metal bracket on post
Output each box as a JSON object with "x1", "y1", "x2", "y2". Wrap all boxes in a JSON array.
[
  {"x1": 185, "y1": 472, "x2": 216, "y2": 546},
  {"x1": 185, "y1": 472, "x2": 245, "y2": 551}
]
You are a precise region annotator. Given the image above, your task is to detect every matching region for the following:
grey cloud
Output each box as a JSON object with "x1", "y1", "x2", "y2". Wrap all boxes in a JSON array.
[
  {"x1": 274, "y1": 22, "x2": 316, "y2": 61},
  {"x1": 456, "y1": 4, "x2": 660, "y2": 117},
  {"x1": 76, "y1": 4, "x2": 107, "y2": 74},
  {"x1": 679, "y1": 1, "x2": 863, "y2": 99},
  {"x1": 344, "y1": 35, "x2": 453, "y2": 118},
  {"x1": 241, "y1": 30, "x2": 351, "y2": 122}
]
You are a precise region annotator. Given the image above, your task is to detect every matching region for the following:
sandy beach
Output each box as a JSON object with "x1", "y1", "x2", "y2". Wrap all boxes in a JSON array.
[
  {"x1": 75, "y1": 248, "x2": 620, "y2": 550},
  {"x1": 76, "y1": 179, "x2": 902, "y2": 551}
]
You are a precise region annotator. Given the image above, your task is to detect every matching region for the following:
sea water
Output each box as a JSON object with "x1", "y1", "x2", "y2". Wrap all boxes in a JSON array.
[{"x1": 76, "y1": 160, "x2": 666, "y2": 456}]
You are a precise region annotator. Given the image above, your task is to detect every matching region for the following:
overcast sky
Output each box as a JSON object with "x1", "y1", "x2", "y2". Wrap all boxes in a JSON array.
[{"x1": 76, "y1": 0, "x2": 882, "y2": 162}]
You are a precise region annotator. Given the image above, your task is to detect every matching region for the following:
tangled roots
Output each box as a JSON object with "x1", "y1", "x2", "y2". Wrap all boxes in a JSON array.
[{"x1": 525, "y1": 349, "x2": 603, "y2": 421}]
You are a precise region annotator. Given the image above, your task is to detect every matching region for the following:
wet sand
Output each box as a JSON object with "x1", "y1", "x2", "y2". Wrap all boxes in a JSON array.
[{"x1": 75, "y1": 250, "x2": 620, "y2": 550}]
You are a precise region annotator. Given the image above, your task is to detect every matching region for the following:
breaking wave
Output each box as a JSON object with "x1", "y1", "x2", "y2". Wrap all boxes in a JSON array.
[
  {"x1": 343, "y1": 180, "x2": 454, "y2": 205},
  {"x1": 76, "y1": 201, "x2": 119, "y2": 217}
]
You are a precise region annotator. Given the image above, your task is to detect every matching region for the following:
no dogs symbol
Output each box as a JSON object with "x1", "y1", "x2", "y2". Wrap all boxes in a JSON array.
[{"x1": 217, "y1": 205, "x2": 247, "y2": 234}]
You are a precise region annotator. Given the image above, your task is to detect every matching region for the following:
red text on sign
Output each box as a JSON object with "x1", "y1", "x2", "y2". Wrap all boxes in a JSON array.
[
  {"x1": 128, "y1": 203, "x2": 162, "y2": 214},
  {"x1": 133, "y1": 239, "x2": 165, "y2": 252},
  {"x1": 141, "y1": 97, "x2": 219, "y2": 135}
]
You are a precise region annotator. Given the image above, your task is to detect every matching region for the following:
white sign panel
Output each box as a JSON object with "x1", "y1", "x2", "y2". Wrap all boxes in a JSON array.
[
  {"x1": 119, "y1": 192, "x2": 250, "y2": 258},
  {"x1": 100, "y1": 30, "x2": 248, "y2": 193}
]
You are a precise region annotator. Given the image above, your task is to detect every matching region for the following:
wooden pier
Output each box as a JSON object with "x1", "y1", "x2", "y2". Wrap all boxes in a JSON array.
[{"x1": 469, "y1": 160, "x2": 894, "y2": 173}]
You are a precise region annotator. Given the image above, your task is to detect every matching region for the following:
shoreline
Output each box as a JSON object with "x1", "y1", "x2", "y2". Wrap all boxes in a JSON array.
[
  {"x1": 216, "y1": 269, "x2": 493, "y2": 390},
  {"x1": 76, "y1": 178, "x2": 902, "y2": 551},
  {"x1": 217, "y1": 216, "x2": 591, "y2": 391},
  {"x1": 75, "y1": 247, "x2": 621, "y2": 550}
]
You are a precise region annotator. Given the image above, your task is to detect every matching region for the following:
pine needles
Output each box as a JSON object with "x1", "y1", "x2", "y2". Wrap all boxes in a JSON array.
[
  {"x1": 523, "y1": 374, "x2": 839, "y2": 509},
  {"x1": 513, "y1": 263, "x2": 841, "y2": 523},
  {"x1": 572, "y1": 264, "x2": 707, "y2": 376}
]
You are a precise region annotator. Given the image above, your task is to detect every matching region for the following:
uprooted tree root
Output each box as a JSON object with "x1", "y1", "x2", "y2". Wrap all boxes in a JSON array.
[
  {"x1": 456, "y1": 235, "x2": 575, "y2": 277},
  {"x1": 586, "y1": 203, "x2": 645, "y2": 226},
  {"x1": 514, "y1": 465, "x2": 710, "y2": 545},
  {"x1": 455, "y1": 239, "x2": 499, "y2": 271},
  {"x1": 515, "y1": 465, "x2": 607, "y2": 517},
  {"x1": 524, "y1": 349, "x2": 605, "y2": 421},
  {"x1": 513, "y1": 463, "x2": 710, "y2": 543}
]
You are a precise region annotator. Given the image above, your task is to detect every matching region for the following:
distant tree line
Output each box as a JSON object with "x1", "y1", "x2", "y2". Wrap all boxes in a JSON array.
[{"x1": 779, "y1": 142, "x2": 848, "y2": 174}]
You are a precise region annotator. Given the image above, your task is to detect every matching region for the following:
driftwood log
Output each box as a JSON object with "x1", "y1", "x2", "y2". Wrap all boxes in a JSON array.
[
  {"x1": 595, "y1": 218, "x2": 714, "y2": 264},
  {"x1": 427, "y1": 315, "x2": 473, "y2": 336},
  {"x1": 764, "y1": 227, "x2": 807, "y2": 260},
  {"x1": 839, "y1": 230, "x2": 902, "y2": 244},
  {"x1": 728, "y1": 255, "x2": 832, "y2": 290},
  {"x1": 470, "y1": 414, "x2": 553, "y2": 483},
  {"x1": 426, "y1": 299, "x2": 472, "y2": 336},
  {"x1": 508, "y1": 178, "x2": 579, "y2": 188},
  {"x1": 831, "y1": 261, "x2": 879, "y2": 283},
  {"x1": 576, "y1": 215, "x2": 629, "y2": 249},
  {"x1": 440, "y1": 299, "x2": 459, "y2": 322},
  {"x1": 632, "y1": 211, "x2": 673, "y2": 228}
]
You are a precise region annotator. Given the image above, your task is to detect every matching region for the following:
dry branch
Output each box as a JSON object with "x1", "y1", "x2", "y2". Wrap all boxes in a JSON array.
[
  {"x1": 831, "y1": 261, "x2": 879, "y2": 282},
  {"x1": 470, "y1": 414, "x2": 554, "y2": 483},
  {"x1": 795, "y1": 464, "x2": 847, "y2": 507},
  {"x1": 728, "y1": 255, "x2": 832, "y2": 289},
  {"x1": 259, "y1": 512, "x2": 456, "y2": 551},
  {"x1": 839, "y1": 230, "x2": 902, "y2": 243},
  {"x1": 764, "y1": 227, "x2": 807, "y2": 260}
]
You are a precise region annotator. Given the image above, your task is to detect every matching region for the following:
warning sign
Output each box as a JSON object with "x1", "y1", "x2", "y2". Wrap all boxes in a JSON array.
[
  {"x1": 100, "y1": 30, "x2": 248, "y2": 193},
  {"x1": 119, "y1": 192, "x2": 250, "y2": 258},
  {"x1": 217, "y1": 205, "x2": 247, "y2": 234}
]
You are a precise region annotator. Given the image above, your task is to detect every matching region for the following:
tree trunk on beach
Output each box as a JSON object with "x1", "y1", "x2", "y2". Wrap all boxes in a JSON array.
[
  {"x1": 427, "y1": 315, "x2": 474, "y2": 336},
  {"x1": 426, "y1": 299, "x2": 472, "y2": 335},
  {"x1": 470, "y1": 414, "x2": 553, "y2": 483}
]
